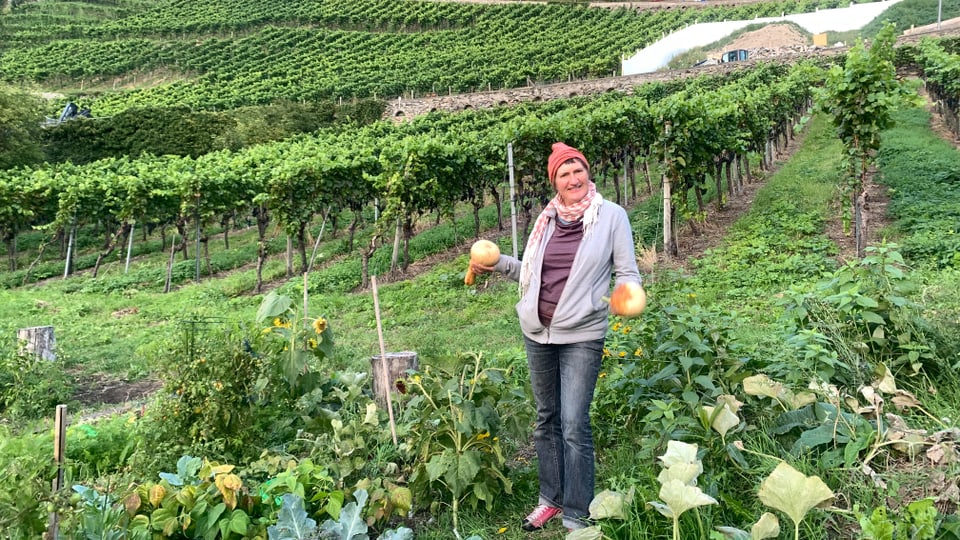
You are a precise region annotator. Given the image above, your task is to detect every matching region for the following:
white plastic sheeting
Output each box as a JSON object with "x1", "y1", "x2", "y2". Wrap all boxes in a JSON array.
[{"x1": 621, "y1": 0, "x2": 904, "y2": 75}]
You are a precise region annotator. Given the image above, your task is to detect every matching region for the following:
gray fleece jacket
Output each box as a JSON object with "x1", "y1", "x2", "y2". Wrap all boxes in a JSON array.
[{"x1": 494, "y1": 200, "x2": 641, "y2": 344}]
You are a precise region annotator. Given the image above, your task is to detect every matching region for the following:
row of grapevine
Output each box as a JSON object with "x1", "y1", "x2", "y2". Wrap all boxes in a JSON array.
[
  {"x1": 0, "y1": 60, "x2": 819, "y2": 291},
  {"x1": 913, "y1": 39, "x2": 960, "y2": 136},
  {"x1": 2, "y1": 0, "x2": 878, "y2": 114}
]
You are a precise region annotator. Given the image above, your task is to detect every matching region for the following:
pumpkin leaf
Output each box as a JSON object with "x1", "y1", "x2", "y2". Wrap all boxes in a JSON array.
[
  {"x1": 758, "y1": 462, "x2": 834, "y2": 527},
  {"x1": 657, "y1": 479, "x2": 718, "y2": 518},
  {"x1": 751, "y1": 512, "x2": 780, "y2": 539}
]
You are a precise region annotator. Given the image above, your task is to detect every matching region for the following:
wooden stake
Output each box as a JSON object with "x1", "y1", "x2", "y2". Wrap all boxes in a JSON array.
[
  {"x1": 47, "y1": 404, "x2": 67, "y2": 540},
  {"x1": 371, "y1": 275, "x2": 398, "y2": 445}
]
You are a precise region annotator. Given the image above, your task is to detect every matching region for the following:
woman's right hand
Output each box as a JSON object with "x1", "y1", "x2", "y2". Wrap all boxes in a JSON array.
[
  {"x1": 465, "y1": 259, "x2": 497, "y2": 285},
  {"x1": 469, "y1": 260, "x2": 496, "y2": 275}
]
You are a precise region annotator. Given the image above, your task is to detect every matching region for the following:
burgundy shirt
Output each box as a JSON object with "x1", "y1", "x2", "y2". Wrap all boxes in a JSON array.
[{"x1": 538, "y1": 217, "x2": 584, "y2": 327}]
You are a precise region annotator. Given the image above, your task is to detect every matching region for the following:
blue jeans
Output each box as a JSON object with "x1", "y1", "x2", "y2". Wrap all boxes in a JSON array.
[{"x1": 524, "y1": 336, "x2": 604, "y2": 530}]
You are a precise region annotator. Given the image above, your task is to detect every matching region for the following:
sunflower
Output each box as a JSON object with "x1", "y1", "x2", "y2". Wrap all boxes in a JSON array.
[{"x1": 312, "y1": 317, "x2": 328, "y2": 334}]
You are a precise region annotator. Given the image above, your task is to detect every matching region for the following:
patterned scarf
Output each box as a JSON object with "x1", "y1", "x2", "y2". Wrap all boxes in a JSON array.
[{"x1": 519, "y1": 182, "x2": 602, "y2": 296}]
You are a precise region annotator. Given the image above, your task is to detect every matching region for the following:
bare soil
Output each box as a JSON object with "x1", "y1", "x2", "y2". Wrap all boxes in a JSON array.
[{"x1": 710, "y1": 23, "x2": 810, "y2": 54}]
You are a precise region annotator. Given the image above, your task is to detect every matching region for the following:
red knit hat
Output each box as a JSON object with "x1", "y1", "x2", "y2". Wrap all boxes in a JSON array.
[{"x1": 547, "y1": 142, "x2": 589, "y2": 183}]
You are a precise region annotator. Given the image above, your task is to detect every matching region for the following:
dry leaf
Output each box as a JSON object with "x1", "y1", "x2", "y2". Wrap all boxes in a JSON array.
[
  {"x1": 873, "y1": 364, "x2": 897, "y2": 394},
  {"x1": 891, "y1": 389, "x2": 921, "y2": 410}
]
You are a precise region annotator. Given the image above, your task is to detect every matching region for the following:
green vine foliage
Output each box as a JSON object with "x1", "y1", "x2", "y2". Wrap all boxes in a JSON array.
[
  {"x1": 402, "y1": 353, "x2": 532, "y2": 534},
  {"x1": 816, "y1": 23, "x2": 922, "y2": 252}
]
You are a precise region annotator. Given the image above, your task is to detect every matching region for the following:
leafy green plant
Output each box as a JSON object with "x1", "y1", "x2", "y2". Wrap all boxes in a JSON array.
[
  {"x1": 126, "y1": 455, "x2": 261, "y2": 539},
  {"x1": 603, "y1": 295, "x2": 745, "y2": 411},
  {"x1": 403, "y1": 352, "x2": 531, "y2": 537},
  {"x1": 134, "y1": 318, "x2": 277, "y2": 465},
  {"x1": 778, "y1": 243, "x2": 938, "y2": 382},
  {"x1": 67, "y1": 415, "x2": 139, "y2": 478},
  {"x1": 857, "y1": 498, "x2": 938, "y2": 540},
  {"x1": 268, "y1": 494, "x2": 316, "y2": 540},
  {"x1": 0, "y1": 425, "x2": 57, "y2": 538},
  {"x1": 817, "y1": 22, "x2": 920, "y2": 256},
  {"x1": 256, "y1": 290, "x2": 335, "y2": 392},
  {"x1": 0, "y1": 337, "x2": 73, "y2": 421},
  {"x1": 256, "y1": 457, "x2": 344, "y2": 525},
  {"x1": 269, "y1": 490, "x2": 413, "y2": 540},
  {"x1": 66, "y1": 485, "x2": 149, "y2": 540}
]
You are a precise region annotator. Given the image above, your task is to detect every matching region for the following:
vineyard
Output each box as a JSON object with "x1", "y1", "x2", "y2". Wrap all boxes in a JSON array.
[
  {"x1": 2, "y1": 0, "x2": 960, "y2": 539},
  {"x1": 2, "y1": 0, "x2": 885, "y2": 113}
]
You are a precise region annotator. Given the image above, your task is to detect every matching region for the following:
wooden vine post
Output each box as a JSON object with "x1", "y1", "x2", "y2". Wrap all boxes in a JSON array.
[{"x1": 662, "y1": 120, "x2": 676, "y2": 258}]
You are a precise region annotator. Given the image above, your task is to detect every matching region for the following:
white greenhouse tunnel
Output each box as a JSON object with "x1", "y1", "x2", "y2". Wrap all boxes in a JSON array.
[{"x1": 621, "y1": 0, "x2": 905, "y2": 75}]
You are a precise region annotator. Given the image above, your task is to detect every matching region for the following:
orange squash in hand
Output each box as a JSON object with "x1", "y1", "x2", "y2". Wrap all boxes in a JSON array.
[
  {"x1": 464, "y1": 240, "x2": 500, "y2": 285},
  {"x1": 609, "y1": 282, "x2": 647, "y2": 317}
]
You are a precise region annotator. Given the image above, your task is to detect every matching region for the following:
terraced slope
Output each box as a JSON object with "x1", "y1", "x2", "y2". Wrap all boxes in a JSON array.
[{"x1": 1, "y1": 0, "x2": 882, "y2": 113}]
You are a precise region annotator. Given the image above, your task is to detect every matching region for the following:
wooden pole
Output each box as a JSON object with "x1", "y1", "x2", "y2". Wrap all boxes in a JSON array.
[
  {"x1": 370, "y1": 275, "x2": 398, "y2": 445},
  {"x1": 47, "y1": 404, "x2": 67, "y2": 540},
  {"x1": 507, "y1": 143, "x2": 519, "y2": 259}
]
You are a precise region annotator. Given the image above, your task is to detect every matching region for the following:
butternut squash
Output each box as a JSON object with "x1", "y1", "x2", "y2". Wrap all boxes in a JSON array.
[{"x1": 464, "y1": 239, "x2": 500, "y2": 285}]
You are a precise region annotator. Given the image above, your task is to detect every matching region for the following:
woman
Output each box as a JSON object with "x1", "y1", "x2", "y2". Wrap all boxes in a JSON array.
[{"x1": 470, "y1": 142, "x2": 641, "y2": 531}]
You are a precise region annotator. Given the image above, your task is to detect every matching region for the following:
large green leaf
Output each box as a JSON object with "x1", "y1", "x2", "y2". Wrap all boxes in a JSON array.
[{"x1": 257, "y1": 291, "x2": 292, "y2": 324}]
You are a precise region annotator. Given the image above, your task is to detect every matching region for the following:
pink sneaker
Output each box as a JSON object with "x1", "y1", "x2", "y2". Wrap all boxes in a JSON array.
[{"x1": 522, "y1": 504, "x2": 562, "y2": 531}]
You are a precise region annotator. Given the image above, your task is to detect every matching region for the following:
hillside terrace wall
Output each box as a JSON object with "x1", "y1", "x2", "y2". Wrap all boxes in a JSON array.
[
  {"x1": 383, "y1": 26, "x2": 960, "y2": 122},
  {"x1": 383, "y1": 50, "x2": 840, "y2": 120}
]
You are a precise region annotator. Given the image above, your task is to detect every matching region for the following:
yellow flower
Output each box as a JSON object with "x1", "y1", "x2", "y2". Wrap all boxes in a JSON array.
[
  {"x1": 312, "y1": 317, "x2": 328, "y2": 334},
  {"x1": 308, "y1": 338, "x2": 318, "y2": 349},
  {"x1": 599, "y1": 372, "x2": 607, "y2": 378},
  {"x1": 273, "y1": 317, "x2": 283, "y2": 327},
  {"x1": 213, "y1": 381, "x2": 223, "y2": 391},
  {"x1": 618, "y1": 351, "x2": 626, "y2": 358},
  {"x1": 623, "y1": 326, "x2": 632, "y2": 333},
  {"x1": 497, "y1": 527, "x2": 507, "y2": 534},
  {"x1": 612, "y1": 322, "x2": 621, "y2": 331},
  {"x1": 477, "y1": 432, "x2": 490, "y2": 440},
  {"x1": 634, "y1": 348, "x2": 643, "y2": 357}
]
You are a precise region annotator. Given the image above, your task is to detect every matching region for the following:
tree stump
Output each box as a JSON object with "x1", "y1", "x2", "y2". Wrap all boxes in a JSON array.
[
  {"x1": 369, "y1": 351, "x2": 418, "y2": 409},
  {"x1": 18, "y1": 326, "x2": 56, "y2": 361}
]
